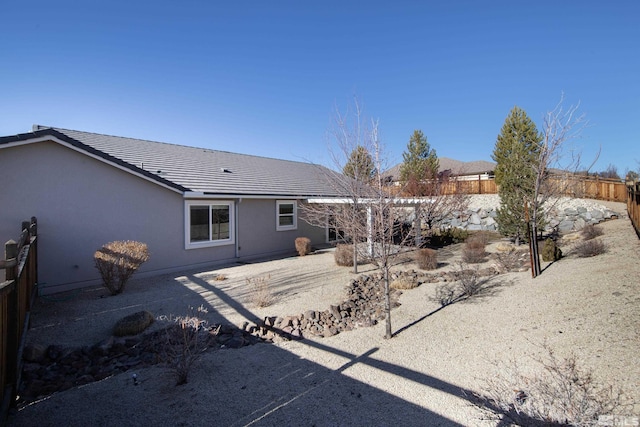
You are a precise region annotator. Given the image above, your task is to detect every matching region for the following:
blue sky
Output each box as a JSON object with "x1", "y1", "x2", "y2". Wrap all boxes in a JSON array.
[{"x1": 2, "y1": 1, "x2": 638, "y2": 175}]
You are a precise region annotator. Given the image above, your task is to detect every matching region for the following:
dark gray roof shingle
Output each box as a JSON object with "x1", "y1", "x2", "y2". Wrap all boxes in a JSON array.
[{"x1": 6, "y1": 126, "x2": 346, "y2": 198}]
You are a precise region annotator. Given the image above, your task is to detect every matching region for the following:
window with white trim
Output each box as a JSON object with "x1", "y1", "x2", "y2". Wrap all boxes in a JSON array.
[
  {"x1": 276, "y1": 200, "x2": 297, "y2": 231},
  {"x1": 185, "y1": 200, "x2": 234, "y2": 248}
]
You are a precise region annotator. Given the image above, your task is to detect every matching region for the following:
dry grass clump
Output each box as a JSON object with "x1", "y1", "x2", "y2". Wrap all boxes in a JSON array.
[
  {"x1": 472, "y1": 345, "x2": 630, "y2": 426},
  {"x1": 295, "y1": 237, "x2": 312, "y2": 256},
  {"x1": 580, "y1": 223, "x2": 604, "y2": 240},
  {"x1": 390, "y1": 276, "x2": 418, "y2": 290},
  {"x1": 113, "y1": 310, "x2": 154, "y2": 336},
  {"x1": 462, "y1": 235, "x2": 487, "y2": 264},
  {"x1": 247, "y1": 274, "x2": 274, "y2": 307},
  {"x1": 416, "y1": 248, "x2": 438, "y2": 270},
  {"x1": 334, "y1": 244, "x2": 353, "y2": 267},
  {"x1": 94, "y1": 240, "x2": 150, "y2": 295},
  {"x1": 574, "y1": 239, "x2": 607, "y2": 258}
]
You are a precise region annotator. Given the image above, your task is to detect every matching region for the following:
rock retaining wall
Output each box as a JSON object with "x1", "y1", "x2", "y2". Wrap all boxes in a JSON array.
[{"x1": 441, "y1": 196, "x2": 619, "y2": 233}]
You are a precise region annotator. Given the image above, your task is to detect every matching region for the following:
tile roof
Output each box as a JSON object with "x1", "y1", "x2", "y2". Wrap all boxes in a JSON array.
[
  {"x1": 384, "y1": 157, "x2": 496, "y2": 181},
  {"x1": 1, "y1": 125, "x2": 347, "y2": 198}
]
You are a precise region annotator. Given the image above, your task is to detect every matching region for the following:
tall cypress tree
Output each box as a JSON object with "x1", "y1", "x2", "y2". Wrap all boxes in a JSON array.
[
  {"x1": 492, "y1": 107, "x2": 543, "y2": 244},
  {"x1": 343, "y1": 145, "x2": 375, "y2": 182},
  {"x1": 399, "y1": 130, "x2": 439, "y2": 196}
]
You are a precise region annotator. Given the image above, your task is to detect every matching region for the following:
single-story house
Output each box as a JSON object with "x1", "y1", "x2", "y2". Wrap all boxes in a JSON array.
[
  {"x1": 384, "y1": 157, "x2": 496, "y2": 184},
  {"x1": 0, "y1": 125, "x2": 346, "y2": 294}
]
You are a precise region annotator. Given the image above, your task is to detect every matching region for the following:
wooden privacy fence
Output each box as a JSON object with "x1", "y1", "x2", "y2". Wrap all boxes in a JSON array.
[
  {"x1": 438, "y1": 174, "x2": 626, "y2": 202},
  {"x1": 627, "y1": 182, "x2": 640, "y2": 238},
  {"x1": 1, "y1": 217, "x2": 38, "y2": 424}
]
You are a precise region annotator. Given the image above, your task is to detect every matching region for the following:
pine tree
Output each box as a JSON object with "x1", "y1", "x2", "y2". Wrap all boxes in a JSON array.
[
  {"x1": 492, "y1": 107, "x2": 543, "y2": 244},
  {"x1": 343, "y1": 145, "x2": 375, "y2": 182},
  {"x1": 399, "y1": 130, "x2": 439, "y2": 196}
]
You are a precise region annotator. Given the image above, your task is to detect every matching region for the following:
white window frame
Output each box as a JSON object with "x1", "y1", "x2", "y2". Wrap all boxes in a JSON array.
[
  {"x1": 185, "y1": 200, "x2": 235, "y2": 249},
  {"x1": 276, "y1": 200, "x2": 297, "y2": 231}
]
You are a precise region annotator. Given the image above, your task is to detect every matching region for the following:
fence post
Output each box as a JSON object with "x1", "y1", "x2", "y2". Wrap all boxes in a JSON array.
[{"x1": 4, "y1": 240, "x2": 19, "y2": 393}]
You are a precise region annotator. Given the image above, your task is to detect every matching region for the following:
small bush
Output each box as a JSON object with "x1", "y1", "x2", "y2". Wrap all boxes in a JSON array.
[
  {"x1": 473, "y1": 345, "x2": 630, "y2": 426},
  {"x1": 94, "y1": 240, "x2": 150, "y2": 295},
  {"x1": 295, "y1": 237, "x2": 312, "y2": 256},
  {"x1": 541, "y1": 238, "x2": 562, "y2": 262},
  {"x1": 575, "y1": 239, "x2": 606, "y2": 258},
  {"x1": 581, "y1": 223, "x2": 604, "y2": 240},
  {"x1": 456, "y1": 263, "x2": 482, "y2": 297},
  {"x1": 334, "y1": 244, "x2": 353, "y2": 267},
  {"x1": 390, "y1": 276, "x2": 418, "y2": 290},
  {"x1": 462, "y1": 236, "x2": 486, "y2": 264},
  {"x1": 163, "y1": 305, "x2": 212, "y2": 385},
  {"x1": 430, "y1": 228, "x2": 469, "y2": 246},
  {"x1": 113, "y1": 310, "x2": 154, "y2": 336},
  {"x1": 492, "y1": 248, "x2": 529, "y2": 273},
  {"x1": 416, "y1": 248, "x2": 438, "y2": 270},
  {"x1": 433, "y1": 283, "x2": 458, "y2": 306},
  {"x1": 247, "y1": 275, "x2": 273, "y2": 307}
]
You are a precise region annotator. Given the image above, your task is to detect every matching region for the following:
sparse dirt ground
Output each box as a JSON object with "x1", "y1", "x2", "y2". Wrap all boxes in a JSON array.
[{"x1": 8, "y1": 200, "x2": 639, "y2": 426}]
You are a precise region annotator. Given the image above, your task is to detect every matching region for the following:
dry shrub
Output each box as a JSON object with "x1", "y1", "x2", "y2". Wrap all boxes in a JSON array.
[
  {"x1": 247, "y1": 274, "x2": 273, "y2": 307},
  {"x1": 390, "y1": 276, "x2": 418, "y2": 290},
  {"x1": 433, "y1": 283, "x2": 458, "y2": 306},
  {"x1": 472, "y1": 345, "x2": 630, "y2": 426},
  {"x1": 581, "y1": 223, "x2": 604, "y2": 240},
  {"x1": 162, "y1": 305, "x2": 212, "y2": 385},
  {"x1": 430, "y1": 263, "x2": 482, "y2": 307},
  {"x1": 334, "y1": 244, "x2": 353, "y2": 267},
  {"x1": 416, "y1": 248, "x2": 438, "y2": 270},
  {"x1": 492, "y1": 248, "x2": 529, "y2": 273},
  {"x1": 575, "y1": 239, "x2": 606, "y2": 258},
  {"x1": 295, "y1": 237, "x2": 312, "y2": 256},
  {"x1": 456, "y1": 263, "x2": 482, "y2": 297},
  {"x1": 113, "y1": 310, "x2": 154, "y2": 336},
  {"x1": 462, "y1": 236, "x2": 486, "y2": 264},
  {"x1": 94, "y1": 240, "x2": 150, "y2": 295}
]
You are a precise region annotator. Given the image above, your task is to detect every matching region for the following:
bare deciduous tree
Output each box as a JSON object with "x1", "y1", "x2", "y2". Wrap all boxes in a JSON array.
[
  {"x1": 301, "y1": 97, "x2": 422, "y2": 338},
  {"x1": 529, "y1": 95, "x2": 598, "y2": 276}
]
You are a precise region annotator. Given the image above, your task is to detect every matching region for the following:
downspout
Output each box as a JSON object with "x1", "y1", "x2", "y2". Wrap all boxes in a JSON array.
[{"x1": 235, "y1": 198, "x2": 241, "y2": 259}]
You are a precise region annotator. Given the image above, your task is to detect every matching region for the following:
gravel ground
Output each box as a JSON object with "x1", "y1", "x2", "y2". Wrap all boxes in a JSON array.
[{"x1": 8, "y1": 198, "x2": 639, "y2": 426}]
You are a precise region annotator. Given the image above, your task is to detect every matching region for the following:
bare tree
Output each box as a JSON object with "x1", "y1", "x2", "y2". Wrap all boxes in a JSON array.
[
  {"x1": 301, "y1": 97, "x2": 421, "y2": 338},
  {"x1": 358, "y1": 120, "x2": 418, "y2": 339},
  {"x1": 299, "y1": 97, "x2": 377, "y2": 273},
  {"x1": 529, "y1": 95, "x2": 597, "y2": 276},
  {"x1": 404, "y1": 170, "x2": 470, "y2": 237}
]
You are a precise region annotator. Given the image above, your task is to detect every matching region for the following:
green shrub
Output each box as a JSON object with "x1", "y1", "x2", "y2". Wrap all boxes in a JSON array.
[
  {"x1": 113, "y1": 310, "x2": 155, "y2": 336},
  {"x1": 575, "y1": 239, "x2": 606, "y2": 257},
  {"x1": 94, "y1": 240, "x2": 150, "y2": 295},
  {"x1": 541, "y1": 238, "x2": 562, "y2": 262},
  {"x1": 295, "y1": 237, "x2": 312, "y2": 256},
  {"x1": 334, "y1": 244, "x2": 353, "y2": 267},
  {"x1": 430, "y1": 228, "x2": 469, "y2": 247},
  {"x1": 416, "y1": 248, "x2": 438, "y2": 270},
  {"x1": 462, "y1": 236, "x2": 486, "y2": 263}
]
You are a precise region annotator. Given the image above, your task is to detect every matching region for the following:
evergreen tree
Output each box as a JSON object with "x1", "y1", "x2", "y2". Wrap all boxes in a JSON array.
[
  {"x1": 492, "y1": 107, "x2": 543, "y2": 244},
  {"x1": 343, "y1": 145, "x2": 375, "y2": 182},
  {"x1": 399, "y1": 130, "x2": 439, "y2": 196}
]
